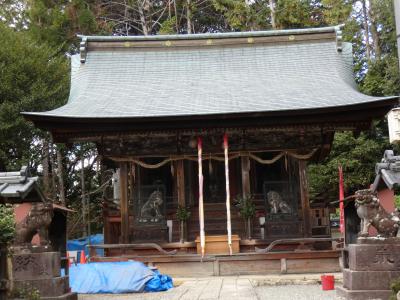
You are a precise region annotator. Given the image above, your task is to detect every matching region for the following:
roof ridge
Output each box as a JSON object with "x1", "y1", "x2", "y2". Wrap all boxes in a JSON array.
[
  {"x1": 78, "y1": 25, "x2": 345, "y2": 63},
  {"x1": 77, "y1": 25, "x2": 344, "y2": 42}
]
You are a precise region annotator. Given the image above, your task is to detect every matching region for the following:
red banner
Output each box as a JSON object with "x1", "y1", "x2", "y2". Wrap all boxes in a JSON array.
[{"x1": 338, "y1": 165, "x2": 345, "y2": 234}]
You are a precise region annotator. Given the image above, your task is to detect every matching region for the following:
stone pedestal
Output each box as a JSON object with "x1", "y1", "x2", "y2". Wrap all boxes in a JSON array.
[
  {"x1": 132, "y1": 225, "x2": 169, "y2": 242},
  {"x1": 337, "y1": 238, "x2": 400, "y2": 300},
  {"x1": 10, "y1": 252, "x2": 77, "y2": 300}
]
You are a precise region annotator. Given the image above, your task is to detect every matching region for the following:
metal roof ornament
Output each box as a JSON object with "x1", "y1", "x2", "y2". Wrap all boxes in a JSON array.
[{"x1": 80, "y1": 36, "x2": 88, "y2": 63}]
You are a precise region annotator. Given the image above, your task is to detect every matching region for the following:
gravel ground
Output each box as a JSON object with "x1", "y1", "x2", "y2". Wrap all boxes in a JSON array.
[{"x1": 78, "y1": 283, "x2": 338, "y2": 300}]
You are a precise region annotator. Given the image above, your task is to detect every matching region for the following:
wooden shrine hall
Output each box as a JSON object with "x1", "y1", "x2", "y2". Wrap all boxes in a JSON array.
[{"x1": 23, "y1": 26, "x2": 399, "y2": 276}]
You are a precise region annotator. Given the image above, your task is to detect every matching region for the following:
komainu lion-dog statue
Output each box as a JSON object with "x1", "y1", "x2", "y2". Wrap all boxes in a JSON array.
[
  {"x1": 267, "y1": 191, "x2": 292, "y2": 214},
  {"x1": 14, "y1": 202, "x2": 54, "y2": 248},
  {"x1": 355, "y1": 189, "x2": 400, "y2": 238},
  {"x1": 139, "y1": 190, "x2": 163, "y2": 223}
]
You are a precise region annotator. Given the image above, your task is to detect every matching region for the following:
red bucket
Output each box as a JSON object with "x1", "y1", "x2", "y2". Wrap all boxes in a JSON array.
[{"x1": 321, "y1": 274, "x2": 335, "y2": 290}]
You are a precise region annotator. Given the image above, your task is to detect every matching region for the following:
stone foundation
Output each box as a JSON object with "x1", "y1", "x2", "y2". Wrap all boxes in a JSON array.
[
  {"x1": 10, "y1": 252, "x2": 77, "y2": 300},
  {"x1": 338, "y1": 238, "x2": 400, "y2": 299},
  {"x1": 12, "y1": 252, "x2": 61, "y2": 280},
  {"x1": 336, "y1": 286, "x2": 392, "y2": 300}
]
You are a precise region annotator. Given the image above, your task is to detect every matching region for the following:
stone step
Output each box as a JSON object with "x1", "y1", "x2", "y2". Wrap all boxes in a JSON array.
[
  {"x1": 13, "y1": 276, "x2": 69, "y2": 298},
  {"x1": 42, "y1": 292, "x2": 78, "y2": 300}
]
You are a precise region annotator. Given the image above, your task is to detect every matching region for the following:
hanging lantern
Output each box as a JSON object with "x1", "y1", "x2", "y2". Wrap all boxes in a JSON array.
[{"x1": 388, "y1": 108, "x2": 400, "y2": 144}]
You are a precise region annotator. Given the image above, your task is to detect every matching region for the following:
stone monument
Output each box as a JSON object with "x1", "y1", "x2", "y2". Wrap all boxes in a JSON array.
[{"x1": 337, "y1": 188, "x2": 400, "y2": 299}]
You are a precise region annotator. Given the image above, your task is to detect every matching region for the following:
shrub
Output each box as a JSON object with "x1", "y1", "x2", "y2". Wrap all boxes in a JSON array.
[{"x1": 0, "y1": 204, "x2": 15, "y2": 245}]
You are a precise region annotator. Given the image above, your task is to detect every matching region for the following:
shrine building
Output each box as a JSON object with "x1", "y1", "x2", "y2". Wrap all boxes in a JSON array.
[{"x1": 23, "y1": 26, "x2": 399, "y2": 275}]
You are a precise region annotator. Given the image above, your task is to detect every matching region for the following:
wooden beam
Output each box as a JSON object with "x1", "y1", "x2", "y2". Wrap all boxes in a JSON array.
[
  {"x1": 241, "y1": 156, "x2": 251, "y2": 197},
  {"x1": 299, "y1": 160, "x2": 312, "y2": 237},
  {"x1": 119, "y1": 162, "x2": 130, "y2": 243}
]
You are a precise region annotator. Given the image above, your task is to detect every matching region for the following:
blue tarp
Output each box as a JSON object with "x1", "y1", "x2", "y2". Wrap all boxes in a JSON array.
[
  {"x1": 67, "y1": 234, "x2": 104, "y2": 258},
  {"x1": 69, "y1": 261, "x2": 173, "y2": 294}
]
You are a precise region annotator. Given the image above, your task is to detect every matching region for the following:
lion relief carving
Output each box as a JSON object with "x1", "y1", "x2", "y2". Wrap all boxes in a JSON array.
[
  {"x1": 139, "y1": 190, "x2": 164, "y2": 223},
  {"x1": 267, "y1": 191, "x2": 292, "y2": 214}
]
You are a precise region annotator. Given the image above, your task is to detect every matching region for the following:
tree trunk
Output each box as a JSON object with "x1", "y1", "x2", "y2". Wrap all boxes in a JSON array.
[
  {"x1": 362, "y1": 0, "x2": 371, "y2": 61},
  {"x1": 49, "y1": 137, "x2": 57, "y2": 200},
  {"x1": 42, "y1": 139, "x2": 50, "y2": 198},
  {"x1": 138, "y1": 0, "x2": 150, "y2": 35},
  {"x1": 173, "y1": 0, "x2": 179, "y2": 32},
  {"x1": 368, "y1": 2, "x2": 382, "y2": 59},
  {"x1": 56, "y1": 145, "x2": 66, "y2": 205},
  {"x1": 395, "y1": 0, "x2": 400, "y2": 70},
  {"x1": 269, "y1": 0, "x2": 276, "y2": 29},
  {"x1": 186, "y1": 0, "x2": 192, "y2": 33},
  {"x1": 81, "y1": 156, "x2": 87, "y2": 237}
]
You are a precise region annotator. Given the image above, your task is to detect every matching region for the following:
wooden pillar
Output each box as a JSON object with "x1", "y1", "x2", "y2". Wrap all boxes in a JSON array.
[
  {"x1": 176, "y1": 160, "x2": 187, "y2": 242},
  {"x1": 119, "y1": 162, "x2": 129, "y2": 243},
  {"x1": 299, "y1": 160, "x2": 312, "y2": 237},
  {"x1": 241, "y1": 156, "x2": 251, "y2": 197},
  {"x1": 176, "y1": 160, "x2": 185, "y2": 206}
]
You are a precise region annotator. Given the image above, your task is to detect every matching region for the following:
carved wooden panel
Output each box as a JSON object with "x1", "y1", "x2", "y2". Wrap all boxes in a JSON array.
[
  {"x1": 134, "y1": 184, "x2": 167, "y2": 226},
  {"x1": 98, "y1": 130, "x2": 325, "y2": 157},
  {"x1": 265, "y1": 221, "x2": 302, "y2": 238},
  {"x1": 132, "y1": 225, "x2": 169, "y2": 242}
]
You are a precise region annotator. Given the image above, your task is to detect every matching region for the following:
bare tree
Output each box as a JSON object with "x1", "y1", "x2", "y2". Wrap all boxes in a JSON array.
[
  {"x1": 99, "y1": 0, "x2": 168, "y2": 35},
  {"x1": 269, "y1": 0, "x2": 276, "y2": 29},
  {"x1": 361, "y1": 0, "x2": 371, "y2": 60},
  {"x1": 186, "y1": 0, "x2": 192, "y2": 33},
  {"x1": 367, "y1": 1, "x2": 382, "y2": 59},
  {"x1": 395, "y1": 0, "x2": 400, "y2": 70}
]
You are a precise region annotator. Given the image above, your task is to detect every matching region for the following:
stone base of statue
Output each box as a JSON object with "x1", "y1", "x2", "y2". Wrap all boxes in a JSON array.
[
  {"x1": 337, "y1": 237, "x2": 400, "y2": 300},
  {"x1": 10, "y1": 250, "x2": 77, "y2": 300},
  {"x1": 132, "y1": 224, "x2": 169, "y2": 242}
]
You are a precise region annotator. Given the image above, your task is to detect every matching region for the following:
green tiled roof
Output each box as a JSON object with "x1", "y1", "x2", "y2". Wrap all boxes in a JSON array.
[{"x1": 23, "y1": 26, "x2": 398, "y2": 120}]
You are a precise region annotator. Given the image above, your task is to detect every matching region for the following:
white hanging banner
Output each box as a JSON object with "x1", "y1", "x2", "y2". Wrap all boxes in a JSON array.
[{"x1": 224, "y1": 133, "x2": 233, "y2": 255}]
